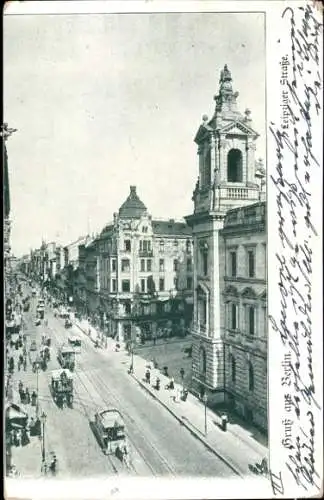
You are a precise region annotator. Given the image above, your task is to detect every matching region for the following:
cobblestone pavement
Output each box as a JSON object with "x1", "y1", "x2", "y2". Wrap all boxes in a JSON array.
[
  {"x1": 7, "y1": 285, "x2": 239, "y2": 480},
  {"x1": 74, "y1": 320, "x2": 268, "y2": 478}
]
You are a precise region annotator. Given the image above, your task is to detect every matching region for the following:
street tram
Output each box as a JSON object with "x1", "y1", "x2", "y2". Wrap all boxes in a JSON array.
[
  {"x1": 57, "y1": 344, "x2": 76, "y2": 371},
  {"x1": 92, "y1": 409, "x2": 129, "y2": 459},
  {"x1": 50, "y1": 369, "x2": 74, "y2": 408},
  {"x1": 68, "y1": 335, "x2": 82, "y2": 353}
]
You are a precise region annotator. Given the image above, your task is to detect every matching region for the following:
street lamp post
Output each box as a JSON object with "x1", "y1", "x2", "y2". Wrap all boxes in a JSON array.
[
  {"x1": 35, "y1": 359, "x2": 41, "y2": 419},
  {"x1": 180, "y1": 368, "x2": 185, "y2": 393},
  {"x1": 202, "y1": 393, "x2": 208, "y2": 436},
  {"x1": 130, "y1": 341, "x2": 134, "y2": 373},
  {"x1": 40, "y1": 410, "x2": 47, "y2": 469}
]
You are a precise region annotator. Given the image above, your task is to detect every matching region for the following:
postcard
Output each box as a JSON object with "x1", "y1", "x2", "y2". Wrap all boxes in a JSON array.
[{"x1": 3, "y1": 1, "x2": 323, "y2": 499}]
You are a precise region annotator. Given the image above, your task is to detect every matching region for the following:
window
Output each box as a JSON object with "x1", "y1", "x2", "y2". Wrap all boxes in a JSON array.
[
  {"x1": 111, "y1": 279, "x2": 117, "y2": 292},
  {"x1": 247, "y1": 306, "x2": 256, "y2": 335},
  {"x1": 186, "y1": 239, "x2": 191, "y2": 253},
  {"x1": 140, "y1": 259, "x2": 145, "y2": 272},
  {"x1": 227, "y1": 149, "x2": 243, "y2": 182},
  {"x1": 141, "y1": 279, "x2": 145, "y2": 293},
  {"x1": 111, "y1": 259, "x2": 116, "y2": 272},
  {"x1": 147, "y1": 259, "x2": 152, "y2": 272},
  {"x1": 173, "y1": 259, "x2": 178, "y2": 272},
  {"x1": 125, "y1": 302, "x2": 131, "y2": 315},
  {"x1": 147, "y1": 276, "x2": 154, "y2": 292},
  {"x1": 121, "y1": 259, "x2": 130, "y2": 273},
  {"x1": 122, "y1": 280, "x2": 130, "y2": 292},
  {"x1": 124, "y1": 240, "x2": 131, "y2": 252},
  {"x1": 199, "y1": 297, "x2": 207, "y2": 326},
  {"x1": 248, "y1": 362, "x2": 254, "y2": 391},
  {"x1": 248, "y1": 250, "x2": 255, "y2": 278},
  {"x1": 174, "y1": 278, "x2": 178, "y2": 290},
  {"x1": 187, "y1": 258, "x2": 192, "y2": 272},
  {"x1": 230, "y1": 303, "x2": 238, "y2": 330},
  {"x1": 142, "y1": 226, "x2": 147, "y2": 233},
  {"x1": 159, "y1": 240, "x2": 164, "y2": 252},
  {"x1": 174, "y1": 239, "x2": 178, "y2": 248},
  {"x1": 159, "y1": 259, "x2": 164, "y2": 272},
  {"x1": 230, "y1": 251, "x2": 237, "y2": 277},
  {"x1": 201, "y1": 147, "x2": 211, "y2": 187},
  {"x1": 202, "y1": 252, "x2": 208, "y2": 276},
  {"x1": 231, "y1": 356, "x2": 236, "y2": 383},
  {"x1": 141, "y1": 240, "x2": 151, "y2": 253},
  {"x1": 187, "y1": 277, "x2": 192, "y2": 289},
  {"x1": 159, "y1": 278, "x2": 165, "y2": 291},
  {"x1": 199, "y1": 347, "x2": 207, "y2": 374}
]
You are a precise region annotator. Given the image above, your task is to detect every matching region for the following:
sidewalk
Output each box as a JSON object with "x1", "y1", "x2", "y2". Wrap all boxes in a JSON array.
[{"x1": 74, "y1": 320, "x2": 268, "y2": 478}]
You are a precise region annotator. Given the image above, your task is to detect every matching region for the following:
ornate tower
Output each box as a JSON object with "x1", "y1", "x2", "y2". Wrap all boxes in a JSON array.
[{"x1": 186, "y1": 65, "x2": 261, "y2": 403}]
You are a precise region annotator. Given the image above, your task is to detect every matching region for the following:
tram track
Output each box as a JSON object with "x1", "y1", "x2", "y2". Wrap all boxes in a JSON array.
[
  {"x1": 47, "y1": 314, "x2": 176, "y2": 476},
  {"x1": 77, "y1": 357, "x2": 177, "y2": 477},
  {"x1": 44, "y1": 320, "x2": 123, "y2": 475}
]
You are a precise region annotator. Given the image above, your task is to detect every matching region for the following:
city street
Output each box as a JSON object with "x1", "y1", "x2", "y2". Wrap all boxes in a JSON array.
[{"x1": 16, "y1": 285, "x2": 236, "y2": 479}]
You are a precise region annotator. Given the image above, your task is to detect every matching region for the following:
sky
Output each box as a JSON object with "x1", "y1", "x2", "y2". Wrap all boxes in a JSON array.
[{"x1": 4, "y1": 9, "x2": 265, "y2": 257}]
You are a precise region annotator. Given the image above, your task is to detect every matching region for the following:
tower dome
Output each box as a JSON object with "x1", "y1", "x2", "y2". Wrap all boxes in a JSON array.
[{"x1": 118, "y1": 186, "x2": 147, "y2": 219}]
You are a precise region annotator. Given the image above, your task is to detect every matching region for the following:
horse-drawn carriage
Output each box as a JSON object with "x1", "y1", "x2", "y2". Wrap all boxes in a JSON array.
[
  {"x1": 50, "y1": 369, "x2": 74, "y2": 408},
  {"x1": 57, "y1": 345, "x2": 75, "y2": 371}
]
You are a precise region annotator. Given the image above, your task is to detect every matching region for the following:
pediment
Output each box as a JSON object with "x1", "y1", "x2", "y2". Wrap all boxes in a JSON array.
[
  {"x1": 197, "y1": 281, "x2": 210, "y2": 296},
  {"x1": 224, "y1": 285, "x2": 239, "y2": 297},
  {"x1": 219, "y1": 120, "x2": 258, "y2": 138},
  {"x1": 194, "y1": 123, "x2": 213, "y2": 144},
  {"x1": 241, "y1": 287, "x2": 257, "y2": 299}
]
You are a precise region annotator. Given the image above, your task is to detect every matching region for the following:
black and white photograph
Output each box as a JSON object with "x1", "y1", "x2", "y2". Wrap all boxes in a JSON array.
[{"x1": 3, "y1": 1, "x2": 323, "y2": 499}]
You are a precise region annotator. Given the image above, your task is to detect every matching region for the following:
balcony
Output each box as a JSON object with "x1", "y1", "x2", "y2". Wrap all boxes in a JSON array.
[
  {"x1": 219, "y1": 186, "x2": 259, "y2": 201},
  {"x1": 191, "y1": 322, "x2": 208, "y2": 337},
  {"x1": 139, "y1": 250, "x2": 153, "y2": 257}
]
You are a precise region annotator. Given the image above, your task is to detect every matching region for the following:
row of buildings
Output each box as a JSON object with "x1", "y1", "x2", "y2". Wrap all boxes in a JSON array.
[{"x1": 18, "y1": 66, "x2": 268, "y2": 431}]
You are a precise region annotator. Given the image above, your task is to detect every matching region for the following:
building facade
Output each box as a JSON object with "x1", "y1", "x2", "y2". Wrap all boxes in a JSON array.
[
  {"x1": 186, "y1": 65, "x2": 267, "y2": 431},
  {"x1": 94, "y1": 186, "x2": 193, "y2": 343}
]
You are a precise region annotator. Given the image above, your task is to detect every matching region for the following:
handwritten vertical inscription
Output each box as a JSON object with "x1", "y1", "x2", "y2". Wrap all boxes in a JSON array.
[{"x1": 269, "y1": 4, "x2": 322, "y2": 495}]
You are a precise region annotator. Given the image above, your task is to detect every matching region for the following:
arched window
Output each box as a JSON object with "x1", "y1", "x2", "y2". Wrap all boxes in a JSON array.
[
  {"x1": 248, "y1": 361, "x2": 254, "y2": 391},
  {"x1": 200, "y1": 147, "x2": 211, "y2": 187},
  {"x1": 231, "y1": 356, "x2": 236, "y2": 383},
  {"x1": 199, "y1": 347, "x2": 207, "y2": 375},
  {"x1": 227, "y1": 149, "x2": 243, "y2": 182}
]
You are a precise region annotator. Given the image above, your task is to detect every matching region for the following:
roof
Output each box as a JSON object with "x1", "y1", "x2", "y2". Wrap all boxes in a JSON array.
[
  {"x1": 99, "y1": 409, "x2": 124, "y2": 429},
  {"x1": 118, "y1": 186, "x2": 147, "y2": 219},
  {"x1": 152, "y1": 219, "x2": 192, "y2": 236},
  {"x1": 100, "y1": 224, "x2": 114, "y2": 237},
  {"x1": 59, "y1": 345, "x2": 75, "y2": 354},
  {"x1": 51, "y1": 368, "x2": 73, "y2": 379}
]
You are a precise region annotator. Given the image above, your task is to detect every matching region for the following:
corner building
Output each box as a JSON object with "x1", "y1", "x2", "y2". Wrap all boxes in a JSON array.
[
  {"x1": 186, "y1": 65, "x2": 267, "y2": 432},
  {"x1": 97, "y1": 186, "x2": 193, "y2": 342}
]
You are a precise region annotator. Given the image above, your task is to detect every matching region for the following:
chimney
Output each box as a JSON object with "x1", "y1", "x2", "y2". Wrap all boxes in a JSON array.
[
  {"x1": 113, "y1": 212, "x2": 118, "y2": 224},
  {"x1": 130, "y1": 185, "x2": 136, "y2": 195}
]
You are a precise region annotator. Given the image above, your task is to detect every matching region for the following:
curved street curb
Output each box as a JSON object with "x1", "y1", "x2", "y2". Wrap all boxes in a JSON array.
[
  {"x1": 73, "y1": 320, "x2": 245, "y2": 477},
  {"x1": 131, "y1": 373, "x2": 244, "y2": 478}
]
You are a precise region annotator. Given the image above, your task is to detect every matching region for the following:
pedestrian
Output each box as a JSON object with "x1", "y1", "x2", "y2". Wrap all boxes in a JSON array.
[
  {"x1": 29, "y1": 417, "x2": 35, "y2": 435},
  {"x1": 25, "y1": 388, "x2": 30, "y2": 404},
  {"x1": 20, "y1": 388, "x2": 25, "y2": 404},
  {"x1": 18, "y1": 380, "x2": 23, "y2": 393},
  {"x1": 31, "y1": 391, "x2": 37, "y2": 407},
  {"x1": 49, "y1": 453, "x2": 57, "y2": 475},
  {"x1": 9, "y1": 356, "x2": 15, "y2": 373},
  {"x1": 23, "y1": 356, "x2": 27, "y2": 371},
  {"x1": 21, "y1": 428, "x2": 29, "y2": 446},
  {"x1": 145, "y1": 369, "x2": 151, "y2": 384}
]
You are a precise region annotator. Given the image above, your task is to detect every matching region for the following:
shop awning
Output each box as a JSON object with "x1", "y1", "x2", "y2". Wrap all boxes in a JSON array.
[{"x1": 6, "y1": 403, "x2": 28, "y2": 428}]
